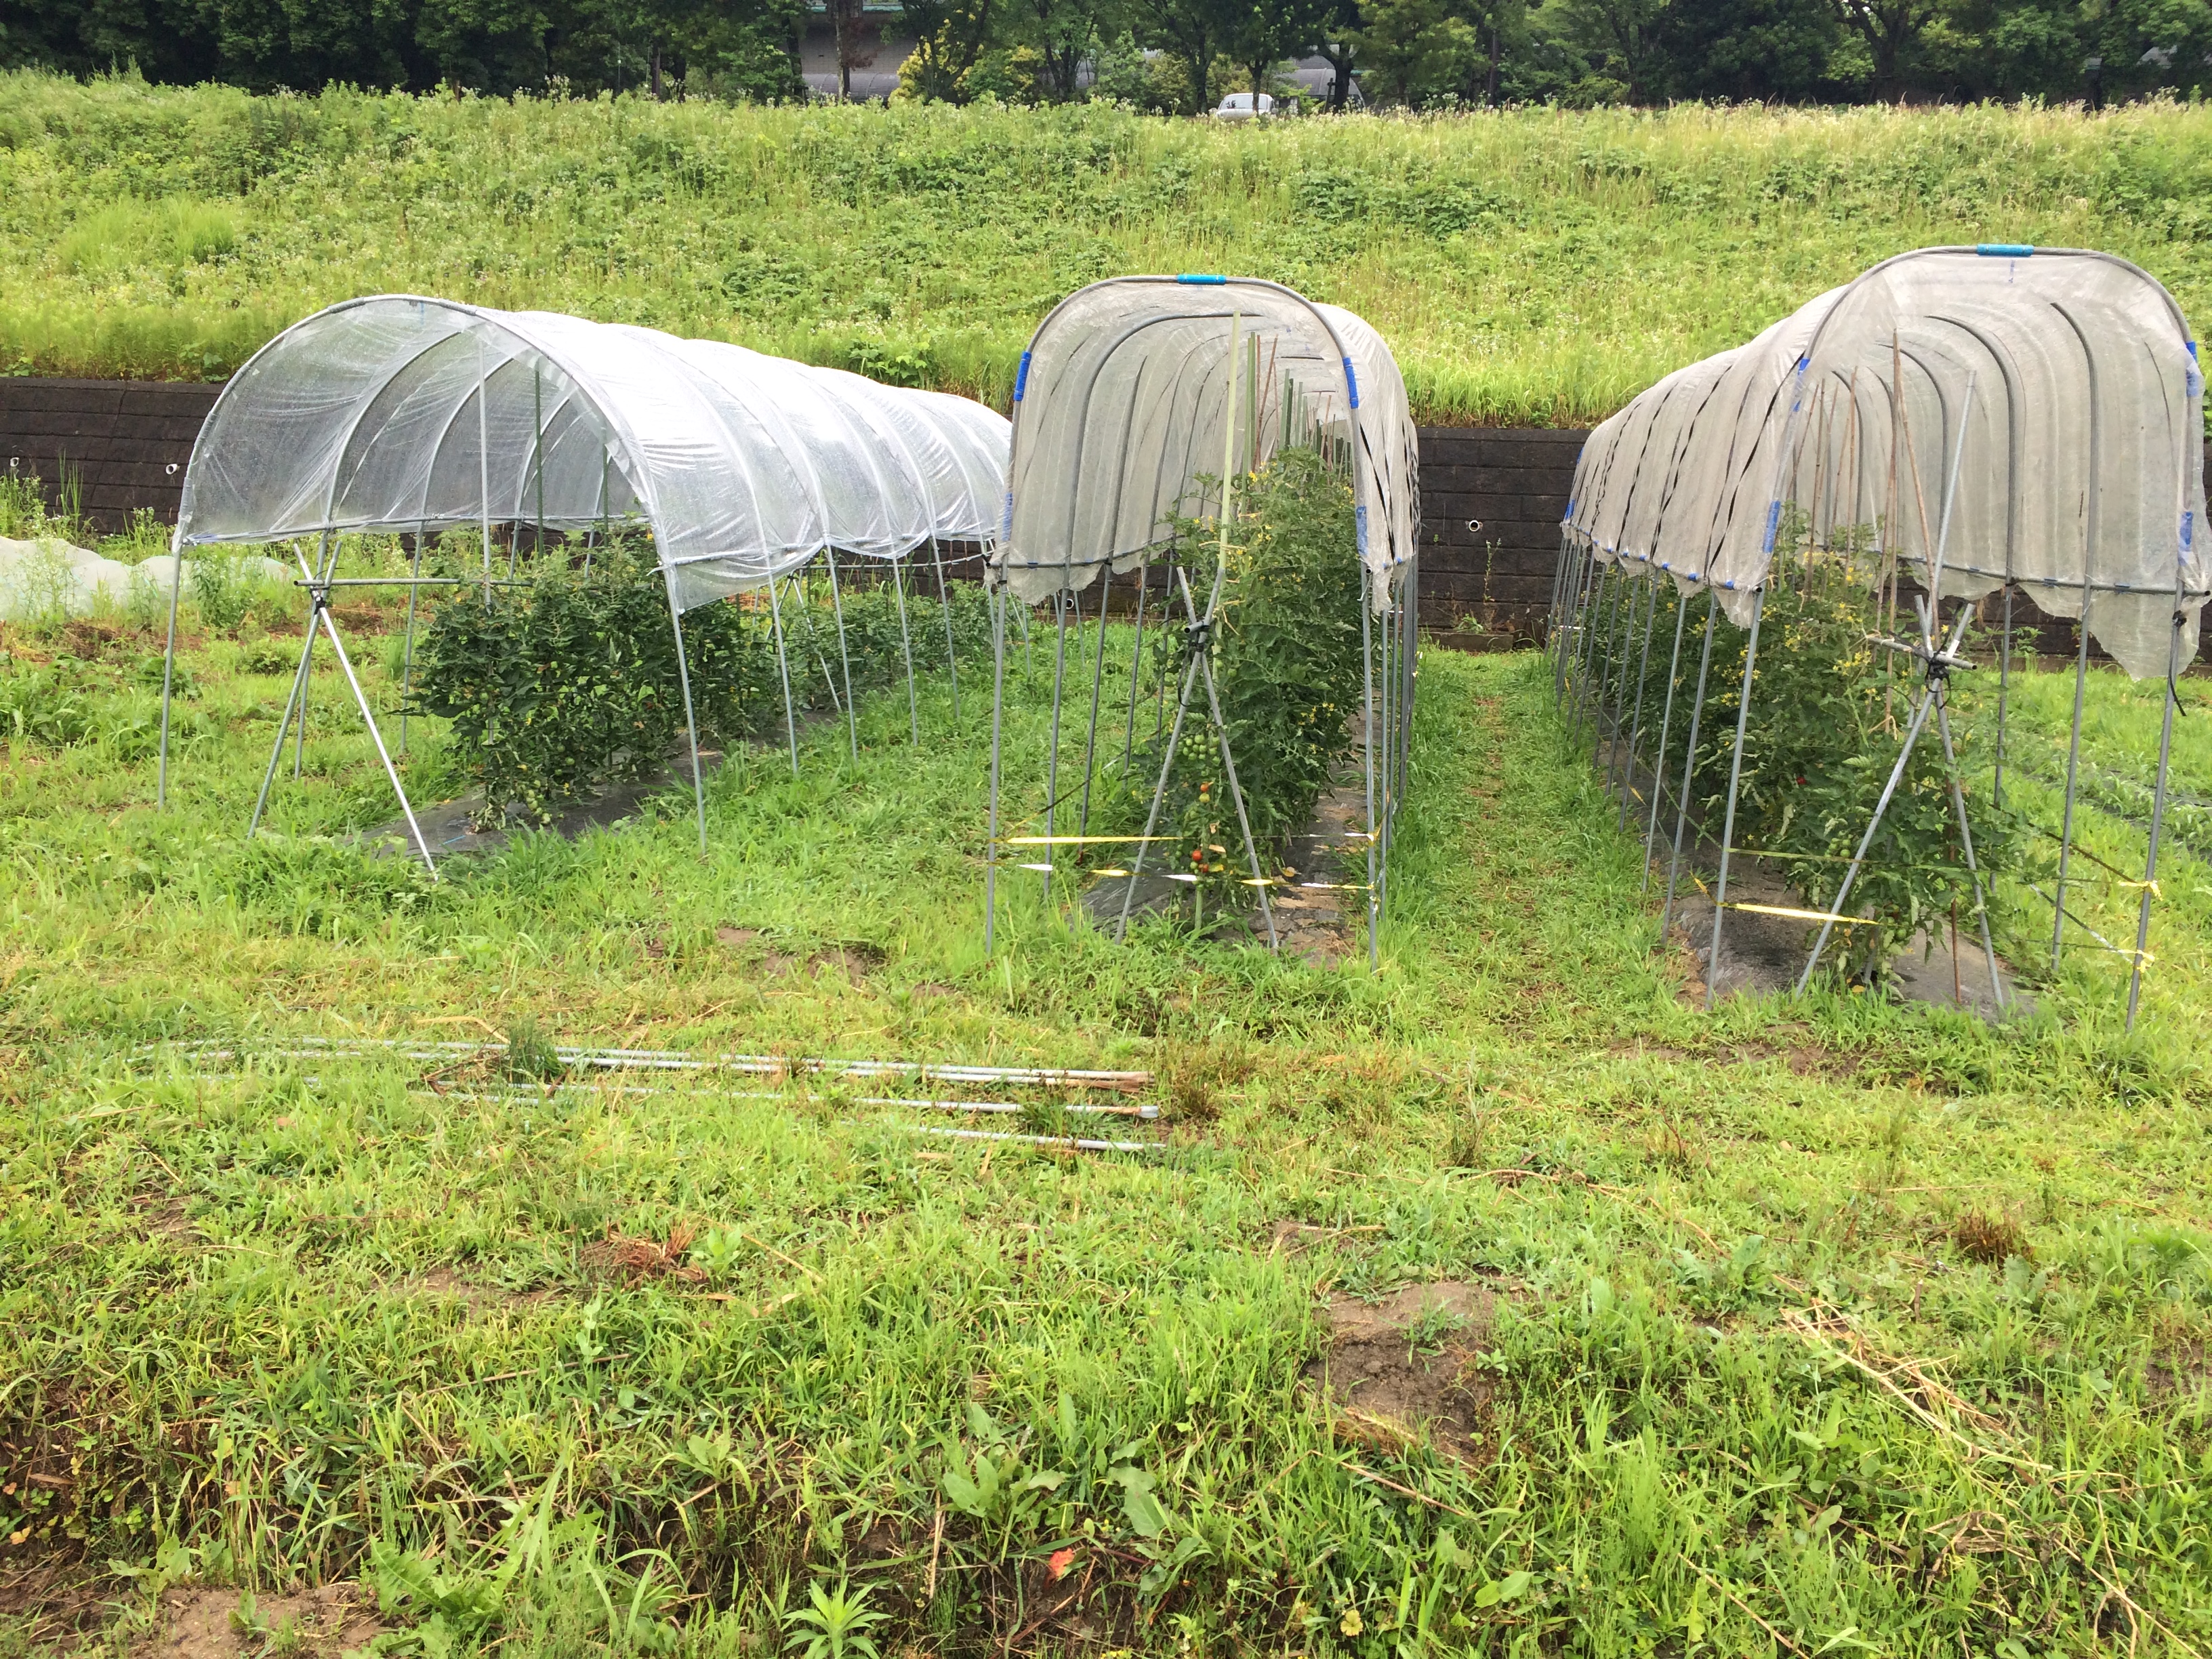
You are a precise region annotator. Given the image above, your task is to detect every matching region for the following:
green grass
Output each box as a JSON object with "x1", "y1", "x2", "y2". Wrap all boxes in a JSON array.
[
  {"x1": 4, "y1": 74, "x2": 2212, "y2": 424},
  {"x1": 3, "y1": 569, "x2": 2211, "y2": 1654}
]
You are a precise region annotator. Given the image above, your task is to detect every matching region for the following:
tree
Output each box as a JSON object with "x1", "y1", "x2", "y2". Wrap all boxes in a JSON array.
[
  {"x1": 1448, "y1": 0, "x2": 1525, "y2": 102},
  {"x1": 3, "y1": 0, "x2": 804, "y2": 96},
  {"x1": 1662, "y1": 0, "x2": 1841, "y2": 98},
  {"x1": 1225, "y1": 0, "x2": 1327, "y2": 102},
  {"x1": 1006, "y1": 0, "x2": 1120, "y2": 97},
  {"x1": 1307, "y1": 0, "x2": 1361, "y2": 103},
  {"x1": 823, "y1": 0, "x2": 872, "y2": 94},
  {"x1": 896, "y1": 0, "x2": 994, "y2": 96},
  {"x1": 1538, "y1": 0, "x2": 1668, "y2": 99},
  {"x1": 1833, "y1": 0, "x2": 1940, "y2": 96},
  {"x1": 1348, "y1": 0, "x2": 1479, "y2": 102},
  {"x1": 1134, "y1": 0, "x2": 1242, "y2": 109}
]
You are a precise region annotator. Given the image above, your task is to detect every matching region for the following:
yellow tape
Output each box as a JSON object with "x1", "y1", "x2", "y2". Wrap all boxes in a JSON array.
[
  {"x1": 1725, "y1": 901, "x2": 1877, "y2": 927},
  {"x1": 1002, "y1": 835, "x2": 1176, "y2": 846}
]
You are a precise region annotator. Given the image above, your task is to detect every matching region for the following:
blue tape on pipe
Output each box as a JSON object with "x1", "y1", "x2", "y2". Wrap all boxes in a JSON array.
[
  {"x1": 1012, "y1": 350, "x2": 1031, "y2": 402},
  {"x1": 1976, "y1": 243, "x2": 2035, "y2": 257},
  {"x1": 1760, "y1": 499, "x2": 1782, "y2": 555},
  {"x1": 2185, "y1": 511, "x2": 2195, "y2": 554},
  {"x1": 1176, "y1": 274, "x2": 1227, "y2": 284},
  {"x1": 1343, "y1": 358, "x2": 1360, "y2": 407}
]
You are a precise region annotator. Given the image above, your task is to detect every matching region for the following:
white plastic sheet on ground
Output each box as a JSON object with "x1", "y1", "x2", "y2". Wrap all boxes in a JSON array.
[
  {"x1": 174, "y1": 296, "x2": 1012, "y2": 613},
  {"x1": 0, "y1": 538, "x2": 290, "y2": 623},
  {"x1": 991, "y1": 276, "x2": 1418, "y2": 611},
  {"x1": 1562, "y1": 247, "x2": 2207, "y2": 679}
]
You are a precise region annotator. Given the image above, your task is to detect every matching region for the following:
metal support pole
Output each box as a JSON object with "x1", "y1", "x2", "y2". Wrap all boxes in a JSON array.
[
  {"x1": 1116, "y1": 655, "x2": 1204, "y2": 941},
  {"x1": 1043, "y1": 589, "x2": 1071, "y2": 909},
  {"x1": 2127, "y1": 613, "x2": 2186, "y2": 1028},
  {"x1": 399, "y1": 525, "x2": 424, "y2": 755},
  {"x1": 1796, "y1": 680, "x2": 1940, "y2": 994},
  {"x1": 1153, "y1": 548, "x2": 1173, "y2": 741},
  {"x1": 1546, "y1": 530, "x2": 1571, "y2": 659},
  {"x1": 985, "y1": 579, "x2": 1008, "y2": 951},
  {"x1": 289, "y1": 544, "x2": 438, "y2": 875},
  {"x1": 477, "y1": 337, "x2": 493, "y2": 605},
  {"x1": 1122, "y1": 551, "x2": 1151, "y2": 771},
  {"x1": 1402, "y1": 556, "x2": 1418, "y2": 799},
  {"x1": 891, "y1": 555, "x2": 918, "y2": 747},
  {"x1": 510, "y1": 363, "x2": 541, "y2": 580},
  {"x1": 1553, "y1": 538, "x2": 1589, "y2": 704},
  {"x1": 1078, "y1": 574, "x2": 1111, "y2": 838},
  {"x1": 2052, "y1": 310, "x2": 2102, "y2": 973},
  {"x1": 247, "y1": 579, "x2": 323, "y2": 842},
  {"x1": 1597, "y1": 560, "x2": 1637, "y2": 777},
  {"x1": 1177, "y1": 566, "x2": 1277, "y2": 949},
  {"x1": 825, "y1": 545, "x2": 858, "y2": 761},
  {"x1": 932, "y1": 537, "x2": 960, "y2": 723},
  {"x1": 765, "y1": 571, "x2": 800, "y2": 775},
  {"x1": 157, "y1": 532, "x2": 186, "y2": 809},
  {"x1": 1660, "y1": 594, "x2": 1719, "y2": 939},
  {"x1": 1642, "y1": 588, "x2": 1689, "y2": 888},
  {"x1": 1994, "y1": 582, "x2": 2015, "y2": 808},
  {"x1": 1617, "y1": 569, "x2": 1660, "y2": 826},
  {"x1": 1551, "y1": 537, "x2": 1578, "y2": 696},
  {"x1": 2051, "y1": 611, "x2": 2094, "y2": 973},
  {"x1": 1361, "y1": 586, "x2": 1379, "y2": 968},
  {"x1": 665, "y1": 585, "x2": 709, "y2": 853},
  {"x1": 1933, "y1": 693, "x2": 2007, "y2": 1013},
  {"x1": 1575, "y1": 560, "x2": 1617, "y2": 752},
  {"x1": 1704, "y1": 588, "x2": 1765, "y2": 1010},
  {"x1": 294, "y1": 531, "x2": 335, "y2": 779}
]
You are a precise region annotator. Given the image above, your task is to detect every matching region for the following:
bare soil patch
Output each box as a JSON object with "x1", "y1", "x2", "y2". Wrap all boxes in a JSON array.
[
  {"x1": 716, "y1": 925, "x2": 802, "y2": 974},
  {"x1": 809, "y1": 943, "x2": 885, "y2": 979},
  {"x1": 0, "y1": 1551, "x2": 106, "y2": 1647},
  {"x1": 395, "y1": 1267, "x2": 557, "y2": 1314},
  {"x1": 138, "y1": 1582, "x2": 382, "y2": 1658},
  {"x1": 1303, "y1": 1280, "x2": 1498, "y2": 1463}
]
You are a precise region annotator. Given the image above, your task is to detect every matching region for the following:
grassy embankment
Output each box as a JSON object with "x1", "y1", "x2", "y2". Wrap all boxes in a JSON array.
[
  {"x1": 0, "y1": 548, "x2": 2209, "y2": 1652},
  {"x1": 2, "y1": 75, "x2": 2211, "y2": 424}
]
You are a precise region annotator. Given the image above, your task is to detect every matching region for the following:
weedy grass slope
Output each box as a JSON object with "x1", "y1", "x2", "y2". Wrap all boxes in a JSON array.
[
  {"x1": 0, "y1": 603, "x2": 2209, "y2": 1654},
  {"x1": 4, "y1": 77, "x2": 2212, "y2": 424}
]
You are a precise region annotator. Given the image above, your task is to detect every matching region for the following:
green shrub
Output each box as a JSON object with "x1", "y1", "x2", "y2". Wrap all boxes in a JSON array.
[
  {"x1": 1098, "y1": 448, "x2": 1367, "y2": 895},
  {"x1": 411, "y1": 544, "x2": 989, "y2": 825},
  {"x1": 1589, "y1": 530, "x2": 2016, "y2": 981},
  {"x1": 0, "y1": 663, "x2": 99, "y2": 746},
  {"x1": 189, "y1": 552, "x2": 260, "y2": 633}
]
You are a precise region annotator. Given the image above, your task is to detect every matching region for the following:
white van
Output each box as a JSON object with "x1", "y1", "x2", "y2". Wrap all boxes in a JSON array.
[{"x1": 1212, "y1": 92, "x2": 1276, "y2": 120}]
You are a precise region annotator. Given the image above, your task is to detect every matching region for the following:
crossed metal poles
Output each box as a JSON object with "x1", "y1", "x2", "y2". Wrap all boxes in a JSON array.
[
  {"x1": 1112, "y1": 556, "x2": 1280, "y2": 950},
  {"x1": 167, "y1": 525, "x2": 971, "y2": 870},
  {"x1": 983, "y1": 537, "x2": 1403, "y2": 967}
]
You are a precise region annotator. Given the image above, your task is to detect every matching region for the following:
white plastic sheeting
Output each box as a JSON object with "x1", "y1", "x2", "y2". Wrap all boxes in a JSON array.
[
  {"x1": 992, "y1": 276, "x2": 1418, "y2": 610},
  {"x1": 174, "y1": 295, "x2": 1012, "y2": 613},
  {"x1": 1563, "y1": 247, "x2": 2207, "y2": 680}
]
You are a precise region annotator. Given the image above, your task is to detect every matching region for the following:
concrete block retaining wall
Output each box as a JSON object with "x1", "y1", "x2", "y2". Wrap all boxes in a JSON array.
[{"x1": 3, "y1": 377, "x2": 2194, "y2": 665}]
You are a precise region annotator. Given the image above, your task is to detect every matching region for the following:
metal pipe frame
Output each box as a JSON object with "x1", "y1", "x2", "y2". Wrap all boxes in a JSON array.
[
  {"x1": 1616, "y1": 568, "x2": 1661, "y2": 827},
  {"x1": 825, "y1": 545, "x2": 859, "y2": 761},
  {"x1": 984, "y1": 580, "x2": 1007, "y2": 951},
  {"x1": 1641, "y1": 586, "x2": 1691, "y2": 888},
  {"x1": 1703, "y1": 588, "x2": 1767, "y2": 1010}
]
